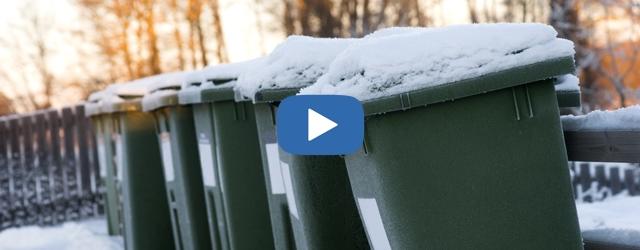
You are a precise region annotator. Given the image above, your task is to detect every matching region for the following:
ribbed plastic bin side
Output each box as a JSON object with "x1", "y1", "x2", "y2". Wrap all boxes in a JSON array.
[
  {"x1": 344, "y1": 59, "x2": 582, "y2": 250},
  {"x1": 102, "y1": 99, "x2": 175, "y2": 250},
  {"x1": 251, "y1": 88, "x2": 370, "y2": 250},
  {"x1": 142, "y1": 91, "x2": 213, "y2": 250}
]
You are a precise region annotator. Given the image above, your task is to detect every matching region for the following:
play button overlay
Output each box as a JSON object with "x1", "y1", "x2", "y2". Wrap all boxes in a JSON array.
[
  {"x1": 277, "y1": 95, "x2": 364, "y2": 155},
  {"x1": 308, "y1": 109, "x2": 337, "y2": 141}
]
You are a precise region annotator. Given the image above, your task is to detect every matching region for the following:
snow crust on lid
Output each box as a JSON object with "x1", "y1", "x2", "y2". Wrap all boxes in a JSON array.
[
  {"x1": 363, "y1": 27, "x2": 428, "y2": 39},
  {"x1": 145, "y1": 71, "x2": 192, "y2": 93},
  {"x1": 234, "y1": 36, "x2": 354, "y2": 99},
  {"x1": 300, "y1": 23, "x2": 576, "y2": 100},
  {"x1": 88, "y1": 89, "x2": 109, "y2": 103},
  {"x1": 183, "y1": 58, "x2": 264, "y2": 91},
  {"x1": 554, "y1": 74, "x2": 580, "y2": 92},
  {"x1": 562, "y1": 105, "x2": 640, "y2": 131}
]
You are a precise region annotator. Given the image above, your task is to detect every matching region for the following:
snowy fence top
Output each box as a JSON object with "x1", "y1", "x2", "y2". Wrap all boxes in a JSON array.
[
  {"x1": 562, "y1": 105, "x2": 640, "y2": 131},
  {"x1": 234, "y1": 36, "x2": 354, "y2": 100},
  {"x1": 300, "y1": 23, "x2": 576, "y2": 101}
]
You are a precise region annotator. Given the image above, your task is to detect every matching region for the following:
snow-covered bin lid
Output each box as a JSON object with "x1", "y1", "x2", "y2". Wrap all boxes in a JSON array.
[
  {"x1": 178, "y1": 59, "x2": 263, "y2": 104},
  {"x1": 562, "y1": 105, "x2": 640, "y2": 131},
  {"x1": 234, "y1": 36, "x2": 354, "y2": 102},
  {"x1": 141, "y1": 71, "x2": 192, "y2": 111},
  {"x1": 300, "y1": 23, "x2": 576, "y2": 115},
  {"x1": 92, "y1": 72, "x2": 181, "y2": 113},
  {"x1": 554, "y1": 74, "x2": 581, "y2": 108},
  {"x1": 85, "y1": 89, "x2": 109, "y2": 116}
]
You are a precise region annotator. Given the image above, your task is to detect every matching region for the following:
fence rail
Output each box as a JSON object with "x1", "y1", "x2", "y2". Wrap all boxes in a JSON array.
[{"x1": 0, "y1": 105, "x2": 102, "y2": 231}]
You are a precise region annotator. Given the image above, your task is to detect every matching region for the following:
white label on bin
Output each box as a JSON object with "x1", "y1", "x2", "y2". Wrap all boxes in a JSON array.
[
  {"x1": 281, "y1": 161, "x2": 299, "y2": 219},
  {"x1": 358, "y1": 198, "x2": 391, "y2": 250},
  {"x1": 266, "y1": 143, "x2": 285, "y2": 194},
  {"x1": 198, "y1": 141, "x2": 216, "y2": 187},
  {"x1": 161, "y1": 133, "x2": 175, "y2": 182},
  {"x1": 115, "y1": 135, "x2": 124, "y2": 181},
  {"x1": 97, "y1": 138, "x2": 107, "y2": 178}
]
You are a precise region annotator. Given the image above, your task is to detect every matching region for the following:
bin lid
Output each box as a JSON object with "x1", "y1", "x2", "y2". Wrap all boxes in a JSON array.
[
  {"x1": 234, "y1": 36, "x2": 354, "y2": 102},
  {"x1": 141, "y1": 71, "x2": 193, "y2": 111},
  {"x1": 300, "y1": 23, "x2": 577, "y2": 116},
  {"x1": 97, "y1": 72, "x2": 182, "y2": 114},
  {"x1": 554, "y1": 74, "x2": 581, "y2": 108},
  {"x1": 85, "y1": 89, "x2": 108, "y2": 116},
  {"x1": 179, "y1": 59, "x2": 263, "y2": 104}
]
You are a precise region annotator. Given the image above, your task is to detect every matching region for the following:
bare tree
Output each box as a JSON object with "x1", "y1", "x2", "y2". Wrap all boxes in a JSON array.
[
  {"x1": 0, "y1": 1, "x2": 57, "y2": 110},
  {"x1": 277, "y1": 0, "x2": 435, "y2": 38},
  {"x1": 210, "y1": 0, "x2": 229, "y2": 63}
]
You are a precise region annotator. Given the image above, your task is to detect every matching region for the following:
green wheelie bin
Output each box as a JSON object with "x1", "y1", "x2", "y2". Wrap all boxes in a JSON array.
[
  {"x1": 178, "y1": 63, "x2": 275, "y2": 250},
  {"x1": 98, "y1": 78, "x2": 175, "y2": 250},
  {"x1": 232, "y1": 35, "x2": 368, "y2": 249},
  {"x1": 85, "y1": 92, "x2": 123, "y2": 236},
  {"x1": 233, "y1": 35, "x2": 368, "y2": 250},
  {"x1": 298, "y1": 24, "x2": 584, "y2": 249},
  {"x1": 240, "y1": 87, "x2": 370, "y2": 250},
  {"x1": 324, "y1": 58, "x2": 582, "y2": 249},
  {"x1": 141, "y1": 73, "x2": 213, "y2": 250}
]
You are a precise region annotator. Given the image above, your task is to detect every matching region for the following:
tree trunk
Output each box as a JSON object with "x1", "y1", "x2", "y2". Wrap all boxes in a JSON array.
[{"x1": 210, "y1": 0, "x2": 229, "y2": 63}]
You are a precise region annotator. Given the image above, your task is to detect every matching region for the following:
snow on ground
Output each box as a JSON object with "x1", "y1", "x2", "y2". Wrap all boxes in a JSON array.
[
  {"x1": 577, "y1": 196, "x2": 640, "y2": 232},
  {"x1": 300, "y1": 23, "x2": 575, "y2": 100},
  {"x1": 0, "y1": 218, "x2": 123, "y2": 250},
  {"x1": 562, "y1": 105, "x2": 640, "y2": 131},
  {"x1": 0, "y1": 198, "x2": 638, "y2": 249}
]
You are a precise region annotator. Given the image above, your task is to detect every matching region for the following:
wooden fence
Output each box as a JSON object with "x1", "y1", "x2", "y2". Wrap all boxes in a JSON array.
[
  {"x1": 570, "y1": 162, "x2": 640, "y2": 203},
  {"x1": 0, "y1": 104, "x2": 638, "y2": 233},
  {"x1": 0, "y1": 105, "x2": 102, "y2": 231}
]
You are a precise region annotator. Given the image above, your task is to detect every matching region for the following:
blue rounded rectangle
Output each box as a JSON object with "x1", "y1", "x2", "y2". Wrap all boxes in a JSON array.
[{"x1": 277, "y1": 95, "x2": 364, "y2": 155}]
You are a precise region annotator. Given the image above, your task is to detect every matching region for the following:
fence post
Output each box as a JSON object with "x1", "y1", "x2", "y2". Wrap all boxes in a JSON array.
[
  {"x1": 61, "y1": 108, "x2": 80, "y2": 221},
  {"x1": 74, "y1": 105, "x2": 98, "y2": 218},
  {"x1": 87, "y1": 115, "x2": 104, "y2": 216},
  {"x1": 624, "y1": 169, "x2": 636, "y2": 196},
  {"x1": 0, "y1": 118, "x2": 11, "y2": 230},
  {"x1": 21, "y1": 115, "x2": 41, "y2": 226},
  {"x1": 8, "y1": 118, "x2": 25, "y2": 226},
  {"x1": 594, "y1": 165, "x2": 608, "y2": 201},
  {"x1": 579, "y1": 163, "x2": 592, "y2": 202},
  {"x1": 34, "y1": 112, "x2": 53, "y2": 226},
  {"x1": 47, "y1": 110, "x2": 66, "y2": 224},
  {"x1": 610, "y1": 167, "x2": 622, "y2": 195}
]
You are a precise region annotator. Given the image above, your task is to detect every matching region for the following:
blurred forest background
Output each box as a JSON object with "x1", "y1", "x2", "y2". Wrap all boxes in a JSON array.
[{"x1": 0, "y1": 0, "x2": 638, "y2": 115}]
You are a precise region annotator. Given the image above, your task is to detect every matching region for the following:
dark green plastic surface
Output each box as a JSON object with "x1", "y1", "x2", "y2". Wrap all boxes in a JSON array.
[
  {"x1": 190, "y1": 86, "x2": 275, "y2": 250},
  {"x1": 191, "y1": 103, "x2": 229, "y2": 250},
  {"x1": 252, "y1": 102, "x2": 297, "y2": 250},
  {"x1": 150, "y1": 103, "x2": 213, "y2": 250},
  {"x1": 345, "y1": 81, "x2": 582, "y2": 249},
  {"x1": 88, "y1": 113, "x2": 123, "y2": 236},
  {"x1": 113, "y1": 109, "x2": 175, "y2": 250},
  {"x1": 556, "y1": 90, "x2": 581, "y2": 108},
  {"x1": 252, "y1": 88, "x2": 370, "y2": 250},
  {"x1": 278, "y1": 153, "x2": 370, "y2": 250}
]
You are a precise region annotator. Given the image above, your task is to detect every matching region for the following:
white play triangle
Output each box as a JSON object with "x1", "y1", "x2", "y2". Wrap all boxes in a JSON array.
[{"x1": 308, "y1": 108, "x2": 338, "y2": 141}]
